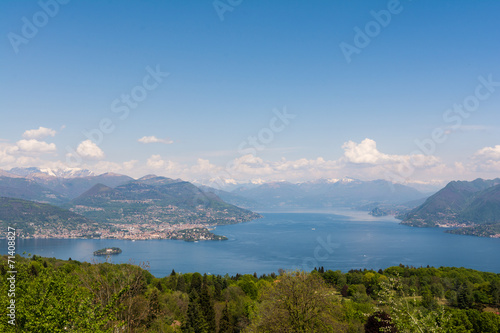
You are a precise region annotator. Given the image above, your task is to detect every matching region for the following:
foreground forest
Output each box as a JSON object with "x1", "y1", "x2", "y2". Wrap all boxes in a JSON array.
[{"x1": 1, "y1": 255, "x2": 500, "y2": 332}]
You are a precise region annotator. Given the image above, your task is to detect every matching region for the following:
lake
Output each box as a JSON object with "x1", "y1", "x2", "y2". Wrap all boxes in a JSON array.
[{"x1": 3, "y1": 211, "x2": 500, "y2": 277}]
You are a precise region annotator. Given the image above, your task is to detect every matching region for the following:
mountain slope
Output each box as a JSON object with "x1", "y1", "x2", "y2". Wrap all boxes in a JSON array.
[
  {"x1": 68, "y1": 176, "x2": 260, "y2": 225},
  {"x1": 0, "y1": 169, "x2": 22, "y2": 178},
  {"x1": 26, "y1": 172, "x2": 134, "y2": 199},
  {"x1": 401, "y1": 178, "x2": 500, "y2": 231},
  {"x1": 0, "y1": 197, "x2": 98, "y2": 237},
  {"x1": 309, "y1": 179, "x2": 424, "y2": 205},
  {"x1": 198, "y1": 185, "x2": 263, "y2": 210},
  {"x1": 0, "y1": 176, "x2": 68, "y2": 205},
  {"x1": 457, "y1": 184, "x2": 500, "y2": 224}
]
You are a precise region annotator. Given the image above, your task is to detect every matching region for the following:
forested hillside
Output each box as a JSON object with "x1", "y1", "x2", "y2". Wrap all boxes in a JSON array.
[
  {"x1": 0, "y1": 197, "x2": 100, "y2": 238},
  {"x1": 401, "y1": 178, "x2": 500, "y2": 237},
  {"x1": 1, "y1": 255, "x2": 499, "y2": 332}
]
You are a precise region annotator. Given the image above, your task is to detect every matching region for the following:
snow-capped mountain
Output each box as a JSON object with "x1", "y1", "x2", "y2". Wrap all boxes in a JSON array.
[
  {"x1": 9, "y1": 167, "x2": 95, "y2": 179},
  {"x1": 40, "y1": 168, "x2": 95, "y2": 178}
]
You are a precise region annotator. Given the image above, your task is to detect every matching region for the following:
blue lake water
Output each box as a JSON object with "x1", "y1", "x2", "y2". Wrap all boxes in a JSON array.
[{"x1": 2, "y1": 212, "x2": 500, "y2": 277}]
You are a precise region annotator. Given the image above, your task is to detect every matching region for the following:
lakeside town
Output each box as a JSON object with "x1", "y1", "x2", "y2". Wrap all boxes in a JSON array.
[{"x1": 13, "y1": 221, "x2": 231, "y2": 241}]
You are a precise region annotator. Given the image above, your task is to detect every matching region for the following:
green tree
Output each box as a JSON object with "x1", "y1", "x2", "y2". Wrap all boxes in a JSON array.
[
  {"x1": 0, "y1": 256, "x2": 111, "y2": 332},
  {"x1": 443, "y1": 309, "x2": 473, "y2": 333},
  {"x1": 219, "y1": 302, "x2": 233, "y2": 333},
  {"x1": 377, "y1": 276, "x2": 449, "y2": 333},
  {"x1": 177, "y1": 274, "x2": 187, "y2": 293},
  {"x1": 199, "y1": 281, "x2": 216, "y2": 332},
  {"x1": 237, "y1": 275, "x2": 258, "y2": 300},
  {"x1": 246, "y1": 271, "x2": 347, "y2": 332},
  {"x1": 147, "y1": 288, "x2": 161, "y2": 327},
  {"x1": 190, "y1": 272, "x2": 203, "y2": 294},
  {"x1": 465, "y1": 309, "x2": 500, "y2": 333},
  {"x1": 490, "y1": 279, "x2": 500, "y2": 306},
  {"x1": 457, "y1": 283, "x2": 474, "y2": 309},
  {"x1": 183, "y1": 291, "x2": 209, "y2": 333}
]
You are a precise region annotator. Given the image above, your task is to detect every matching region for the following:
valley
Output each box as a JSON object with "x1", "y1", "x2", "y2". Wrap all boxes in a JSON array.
[{"x1": 2, "y1": 167, "x2": 500, "y2": 239}]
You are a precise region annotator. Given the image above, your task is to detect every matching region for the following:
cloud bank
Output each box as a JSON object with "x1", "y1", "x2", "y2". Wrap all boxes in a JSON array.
[{"x1": 1, "y1": 132, "x2": 499, "y2": 187}]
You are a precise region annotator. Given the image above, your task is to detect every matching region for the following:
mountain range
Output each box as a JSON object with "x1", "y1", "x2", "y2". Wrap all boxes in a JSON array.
[
  {"x1": 0, "y1": 168, "x2": 260, "y2": 237},
  {"x1": 202, "y1": 177, "x2": 428, "y2": 211},
  {"x1": 1, "y1": 167, "x2": 500, "y2": 238},
  {"x1": 0, "y1": 176, "x2": 68, "y2": 205},
  {"x1": 0, "y1": 168, "x2": 431, "y2": 210},
  {"x1": 7, "y1": 167, "x2": 133, "y2": 200}
]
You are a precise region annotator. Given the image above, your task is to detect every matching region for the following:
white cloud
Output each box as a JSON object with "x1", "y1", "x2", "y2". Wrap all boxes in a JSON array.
[
  {"x1": 0, "y1": 143, "x2": 16, "y2": 164},
  {"x1": 186, "y1": 139, "x2": 442, "y2": 186},
  {"x1": 144, "y1": 155, "x2": 182, "y2": 175},
  {"x1": 342, "y1": 138, "x2": 387, "y2": 164},
  {"x1": 16, "y1": 139, "x2": 56, "y2": 153},
  {"x1": 3, "y1": 133, "x2": 491, "y2": 186},
  {"x1": 147, "y1": 154, "x2": 166, "y2": 169},
  {"x1": 230, "y1": 155, "x2": 273, "y2": 175},
  {"x1": 201, "y1": 155, "x2": 340, "y2": 186},
  {"x1": 164, "y1": 160, "x2": 180, "y2": 172},
  {"x1": 123, "y1": 160, "x2": 139, "y2": 170},
  {"x1": 470, "y1": 145, "x2": 500, "y2": 172},
  {"x1": 191, "y1": 158, "x2": 220, "y2": 175},
  {"x1": 75, "y1": 140, "x2": 105, "y2": 160},
  {"x1": 90, "y1": 161, "x2": 124, "y2": 175},
  {"x1": 15, "y1": 156, "x2": 42, "y2": 167},
  {"x1": 22, "y1": 127, "x2": 56, "y2": 139},
  {"x1": 138, "y1": 136, "x2": 173, "y2": 144},
  {"x1": 474, "y1": 145, "x2": 500, "y2": 160},
  {"x1": 342, "y1": 138, "x2": 439, "y2": 168}
]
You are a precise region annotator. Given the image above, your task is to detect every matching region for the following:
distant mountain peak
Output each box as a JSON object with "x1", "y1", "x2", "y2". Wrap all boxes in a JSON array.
[
  {"x1": 0, "y1": 169, "x2": 22, "y2": 178},
  {"x1": 9, "y1": 167, "x2": 42, "y2": 177},
  {"x1": 138, "y1": 174, "x2": 159, "y2": 180},
  {"x1": 74, "y1": 183, "x2": 116, "y2": 200},
  {"x1": 133, "y1": 175, "x2": 184, "y2": 188},
  {"x1": 40, "y1": 168, "x2": 95, "y2": 178},
  {"x1": 259, "y1": 181, "x2": 293, "y2": 188},
  {"x1": 10, "y1": 167, "x2": 95, "y2": 178},
  {"x1": 250, "y1": 178, "x2": 266, "y2": 185},
  {"x1": 98, "y1": 172, "x2": 129, "y2": 178},
  {"x1": 325, "y1": 177, "x2": 358, "y2": 184}
]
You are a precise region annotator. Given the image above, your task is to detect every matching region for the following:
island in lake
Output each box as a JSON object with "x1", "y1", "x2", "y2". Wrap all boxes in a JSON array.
[
  {"x1": 168, "y1": 227, "x2": 228, "y2": 242},
  {"x1": 93, "y1": 247, "x2": 122, "y2": 256}
]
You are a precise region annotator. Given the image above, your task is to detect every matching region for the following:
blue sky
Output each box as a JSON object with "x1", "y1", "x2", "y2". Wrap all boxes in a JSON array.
[{"x1": 1, "y1": 0, "x2": 500, "y2": 187}]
